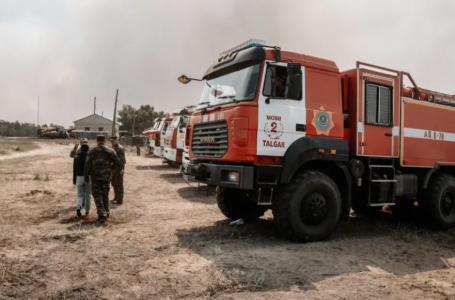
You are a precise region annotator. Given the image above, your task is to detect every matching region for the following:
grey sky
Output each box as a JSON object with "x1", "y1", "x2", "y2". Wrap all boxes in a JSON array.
[{"x1": 1, "y1": 0, "x2": 454, "y2": 127}]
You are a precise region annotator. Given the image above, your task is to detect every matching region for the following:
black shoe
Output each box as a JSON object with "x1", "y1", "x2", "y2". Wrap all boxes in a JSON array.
[
  {"x1": 96, "y1": 217, "x2": 107, "y2": 226},
  {"x1": 110, "y1": 200, "x2": 117, "y2": 205},
  {"x1": 107, "y1": 212, "x2": 110, "y2": 219},
  {"x1": 116, "y1": 202, "x2": 123, "y2": 206},
  {"x1": 76, "y1": 209, "x2": 82, "y2": 218}
]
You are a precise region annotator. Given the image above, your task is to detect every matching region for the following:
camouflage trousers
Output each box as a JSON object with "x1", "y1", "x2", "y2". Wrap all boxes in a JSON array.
[
  {"x1": 91, "y1": 179, "x2": 110, "y2": 218},
  {"x1": 111, "y1": 172, "x2": 124, "y2": 204}
]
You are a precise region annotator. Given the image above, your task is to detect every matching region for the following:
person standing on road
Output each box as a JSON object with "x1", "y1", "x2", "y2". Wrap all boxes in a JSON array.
[
  {"x1": 109, "y1": 136, "x2": 126, "y2": 205},
  {"x1": 73, "y1": 144, "x2": 91, "y2": 218},
  {"x1": 70, "y1": 138, "x2": 89, "y2": 158},
  {"x1": 84, "y1": 135, "x2": 120, "y2": 224},
  {"x1": 136, "y1": 137, "x2": 141, "y2": 156}
]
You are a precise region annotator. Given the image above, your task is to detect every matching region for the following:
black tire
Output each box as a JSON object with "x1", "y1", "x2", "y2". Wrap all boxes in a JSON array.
[
  {"x1": 272, "y1": 171, "x2": 341, "y2": 242},
  {"x1": 425, "y1": 173, "x2": 455, "y2": 229},
  {"x1": 216, "y1": 187, "x2": 268, "y2": 222}
]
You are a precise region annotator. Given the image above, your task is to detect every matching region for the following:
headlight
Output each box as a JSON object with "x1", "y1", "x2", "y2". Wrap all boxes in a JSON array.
[{"x1": 227, "y1": 171, "x2": 239, "y2": 183}]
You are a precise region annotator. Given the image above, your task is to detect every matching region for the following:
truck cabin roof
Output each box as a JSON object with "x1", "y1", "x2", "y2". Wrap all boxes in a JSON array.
[{"x1": 203, "y1": 46, "x2": 339, "y2": 80}]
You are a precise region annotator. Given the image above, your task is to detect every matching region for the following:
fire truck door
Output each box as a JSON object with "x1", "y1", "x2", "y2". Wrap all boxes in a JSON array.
[
  {"x1": 257, "y1": 62, "x2": 307, "y2": 157},
  {"x1": 360, "y1": 75, "x2": 395, "y2": 157}
]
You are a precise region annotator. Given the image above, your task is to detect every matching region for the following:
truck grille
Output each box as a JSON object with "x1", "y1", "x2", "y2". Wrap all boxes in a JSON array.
[{"x1": 191, "y1": 121, "x2": 228, "y2": 158}]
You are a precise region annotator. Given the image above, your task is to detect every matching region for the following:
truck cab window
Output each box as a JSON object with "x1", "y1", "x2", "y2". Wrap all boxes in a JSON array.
[
  {"x1": 365, "y1": 83, "x2": 392, "y2": 126},
  {"x1": 263, "y1": 65, "x2": 301, "y2": 100}
]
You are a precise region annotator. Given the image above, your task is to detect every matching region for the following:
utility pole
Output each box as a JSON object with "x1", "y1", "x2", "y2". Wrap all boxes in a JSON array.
[
  {"x1": 132, "y1": 113, "x2": 137, "y2": 135},
  {"x1": 37, "y1": 96, "x2": 40, "y2": 127},
  {"x1": 111, "y1": 89, "x2": 118, "y2": 136},
  {"x1": 94, "y1": 96, "x2": 96, "y2": 114}
]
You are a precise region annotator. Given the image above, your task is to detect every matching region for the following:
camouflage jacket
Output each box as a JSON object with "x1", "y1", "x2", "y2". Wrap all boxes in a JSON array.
[
  {"x1": 112, "y1": 144, "x2": 126, "y2": 170},
  {"x1": 84, "y1": 144, "x2": 120, "y2": 182}
]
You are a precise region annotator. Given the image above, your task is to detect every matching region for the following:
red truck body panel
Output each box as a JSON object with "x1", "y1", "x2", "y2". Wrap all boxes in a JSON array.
[{"x1": 401, "y1": 99, "x2": 455, "y2": 167}]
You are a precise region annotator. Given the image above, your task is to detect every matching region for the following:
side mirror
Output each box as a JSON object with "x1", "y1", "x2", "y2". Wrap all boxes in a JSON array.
[
  {"x1": 285, "y1": 63, "x2": 302, "y2": 99},
  {"x1": 178, "y1": 75, "x2": 191, "y2": 84}
]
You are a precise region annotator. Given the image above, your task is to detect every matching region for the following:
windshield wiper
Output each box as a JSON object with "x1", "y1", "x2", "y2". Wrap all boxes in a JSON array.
[
  {"x1": 217, "y1": 95, "x2": 238, "y2": 103},
  {"x1": 197, "y1": 101, "x2": 211, "y2": 109}
]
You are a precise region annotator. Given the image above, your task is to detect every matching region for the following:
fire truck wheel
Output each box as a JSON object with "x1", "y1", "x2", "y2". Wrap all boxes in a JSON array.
[
  {"x1": 426, "y1": 173, "x2": 455, "y2": 229},
  {"x1": 272, "y1": 171, "x2": 341, "y2": 242},
  {"x1": 216, "y1": 187, "x2": 268, "y2": 222}
]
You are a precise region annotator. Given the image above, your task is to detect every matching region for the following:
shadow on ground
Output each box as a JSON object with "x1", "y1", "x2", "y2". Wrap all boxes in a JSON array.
[
  {"x1": 53, "y1": 206, "x2": 77, "y2": 217},
  {"x1": 158, "y1": 173, "x2": 196, "y2": 185},
  {"x1": 176, "y1": 213, "x2": 455, "y2": 293},
  {"x1": 135, "y1": 164, "x2": 179, "y2": 171},
  {"x1": 177, "y1": 186, "x2": 216, "y2": 204}
]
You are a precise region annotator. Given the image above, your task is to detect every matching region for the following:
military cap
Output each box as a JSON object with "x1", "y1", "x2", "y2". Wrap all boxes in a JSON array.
[
  {"x1": 109, "y1": 136, "x2": 118, "y2": 141},
  {"x1": 97, "y1": 135, "x2": 106, "y2": 142},
  {"x1": 81, "y1": 138, "x2": 88, "y2": 144}
]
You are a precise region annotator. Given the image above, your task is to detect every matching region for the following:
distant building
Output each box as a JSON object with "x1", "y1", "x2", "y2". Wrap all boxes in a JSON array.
[{"x1": 72, "y1": 114, "x2": 120, "y2": 139}]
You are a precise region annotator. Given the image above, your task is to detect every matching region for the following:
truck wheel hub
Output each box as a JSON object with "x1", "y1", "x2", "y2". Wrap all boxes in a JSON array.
[
  {"x1": 301, "y1": 192, "x2": 327, "y2": 226},
  {"x1": 442, "y1": 191, "x2": 455, "y2": 216}
]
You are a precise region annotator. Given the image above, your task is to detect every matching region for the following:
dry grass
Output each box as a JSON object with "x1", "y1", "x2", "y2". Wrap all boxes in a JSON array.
[
  {"x1": 1, "y1": 142, "x2": 455, "y2": 300},
  {"x1": 0, "y1": 138, "x2": 40, "y2": 155},
  {"x1": 0, "y1": 257, "x2": 47, "y2": 299}
]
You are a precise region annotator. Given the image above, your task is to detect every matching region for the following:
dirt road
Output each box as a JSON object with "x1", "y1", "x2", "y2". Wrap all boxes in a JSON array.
[{"x1": 1, "y1": 142, "x2": 455, "y2": 299}]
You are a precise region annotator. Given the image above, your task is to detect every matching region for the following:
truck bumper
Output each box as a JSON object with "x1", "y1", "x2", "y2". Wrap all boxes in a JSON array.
[
  {"x1": 187, "y1": 163, "x2": 282, "y2": 190},
  {"x1": 187, "y1": 163, "x2": 253, "y2": 189},
  {"x1": 154, "y1": 146, "x2": 164, "y2": 158},
  {"x1": 164, "y1": 147, "x2": 177, "y2": 162}
]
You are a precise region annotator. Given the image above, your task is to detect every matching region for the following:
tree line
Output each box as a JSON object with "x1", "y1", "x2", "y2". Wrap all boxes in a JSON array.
[
  {"x1": 0, "y1": 121, "x2": 64, "y2": 137},
  {"x1": 0, "y1": 104, "x2": 165, "y2": 137},
  {"x1": 117, "y1": 104, "x2": 165, "y2": 135}
]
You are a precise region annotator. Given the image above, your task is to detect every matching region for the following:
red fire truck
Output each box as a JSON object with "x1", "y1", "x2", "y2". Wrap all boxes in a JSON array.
[
  {"x1": 150, "y1": 115, "x2": 173, "y2": 158},
  {"x1": 179, "y1": 39, "x2": 455, "y2": 242},
  {"x1": 142, "y1": 118, "x2": 162, "y2": 155},
  {"x1": 163, "y1": 106, "x2": 194, "y2": 165}
]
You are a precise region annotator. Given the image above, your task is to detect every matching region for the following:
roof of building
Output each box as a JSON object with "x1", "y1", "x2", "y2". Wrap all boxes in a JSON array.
[{"x1": 73, "y1": 113, "x2": 121, "y2": 125}]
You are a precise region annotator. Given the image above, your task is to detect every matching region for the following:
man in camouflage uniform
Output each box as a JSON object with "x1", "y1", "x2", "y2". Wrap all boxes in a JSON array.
[
  {"x1": 84, "y1": 135, "x2": 120, "y2": 224},
  {"x1": 109, "y1": 136, "x2": 126, "y2": 205},
  {"x1": 70, "y1": 138, "x2": 89, "y2": 158}
]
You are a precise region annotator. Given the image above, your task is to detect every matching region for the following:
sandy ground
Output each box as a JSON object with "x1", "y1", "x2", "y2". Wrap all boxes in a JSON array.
[{"x1": 1, "y1": 141, "x2": 455, "y2": 300}]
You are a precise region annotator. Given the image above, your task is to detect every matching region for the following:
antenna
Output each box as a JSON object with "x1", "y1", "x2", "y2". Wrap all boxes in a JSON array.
[
  {"x1": 94, "y1": 96, "x2": 96, "y2": 114},
  {"x1": 211, "y1": 44, "x2": 215, "y2": 63},
  {"x1": 37, "y1": 96, "x2": 40, "y2": 126}
]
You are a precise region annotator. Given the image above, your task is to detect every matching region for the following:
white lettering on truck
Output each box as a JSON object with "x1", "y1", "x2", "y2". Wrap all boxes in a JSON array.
[{"x1": 262, "y1": 140, "x2": 285, "y2": 148}]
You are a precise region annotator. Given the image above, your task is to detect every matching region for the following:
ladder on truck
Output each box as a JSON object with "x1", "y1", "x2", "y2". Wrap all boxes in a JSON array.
[{"x1": 366, "y1": 157, "x2": 397, "y2": 207}]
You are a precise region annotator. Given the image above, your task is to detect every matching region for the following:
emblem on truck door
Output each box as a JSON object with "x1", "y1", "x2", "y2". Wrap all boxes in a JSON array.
[{"x1": 312, "y1": 106, "x2": 334, "y2": 136}]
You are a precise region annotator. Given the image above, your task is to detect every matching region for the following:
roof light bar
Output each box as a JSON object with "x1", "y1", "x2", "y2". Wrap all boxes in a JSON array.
[{"x1": 219, "y1": 38, "x2": 266, "y2": 56}]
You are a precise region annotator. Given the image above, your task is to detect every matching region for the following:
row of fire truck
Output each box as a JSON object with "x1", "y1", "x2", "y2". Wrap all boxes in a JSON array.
[
  {"x1": 176, "y1": 39, "x2": 455, "y2": 242},
  {"x1": 142, "y1": 106, "x2": 194, "y2": 169}
]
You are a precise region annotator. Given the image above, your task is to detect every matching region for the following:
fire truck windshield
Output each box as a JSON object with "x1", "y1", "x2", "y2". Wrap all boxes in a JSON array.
[
  {"x1": 152, "y1": 121, "x2": 161, "y2": 130},
  {"x1": 170, "y1": 117, "x2": 181, "y2": 128},
  {"x1": 198, "y1": 63, "x2": 261, "y2": 108}
]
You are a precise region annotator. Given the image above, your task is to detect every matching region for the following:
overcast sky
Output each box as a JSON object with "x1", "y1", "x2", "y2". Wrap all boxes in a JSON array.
[{"x1": 1, "y1": 0, "x2": 454, "y2": 127}]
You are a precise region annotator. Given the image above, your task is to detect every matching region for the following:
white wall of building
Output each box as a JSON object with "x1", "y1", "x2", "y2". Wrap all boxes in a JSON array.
[{"x1": 73, "y1": 114, "x2": 119, "y2": 132}]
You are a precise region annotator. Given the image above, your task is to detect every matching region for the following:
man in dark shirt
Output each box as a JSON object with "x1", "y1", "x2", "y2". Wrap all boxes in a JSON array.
[
  {"x1": 85, "y1": 135, "x2": 120, "y2": 224},
  {"x1": 109, "y1": 136, "x2": 126, "y2": 205},
  {"x1": 70, "y1": 138, "x2": 89, "y2": 158}
]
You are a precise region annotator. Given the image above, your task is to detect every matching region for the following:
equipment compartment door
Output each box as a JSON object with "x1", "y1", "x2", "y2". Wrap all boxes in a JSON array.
[{"x1": 360, "y1": 72, "x2": 396, "y2": 157}]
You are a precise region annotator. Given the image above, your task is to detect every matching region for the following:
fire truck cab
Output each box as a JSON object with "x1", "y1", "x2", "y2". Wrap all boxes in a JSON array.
[
  {"x1": 163, "y1": 106, "x2": 194, "y2": 165},
  {"x1": 152, "y1": 116, "x2": 173, "y2": 158},
  {"x1": 179, "y1": 39, "x2": 455, "y2": 242}
]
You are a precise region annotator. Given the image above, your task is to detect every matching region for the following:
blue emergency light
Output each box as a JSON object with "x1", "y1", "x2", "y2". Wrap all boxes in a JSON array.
[{"x1": 219, "y1": 39, "x2": 266, "y2": 56}]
